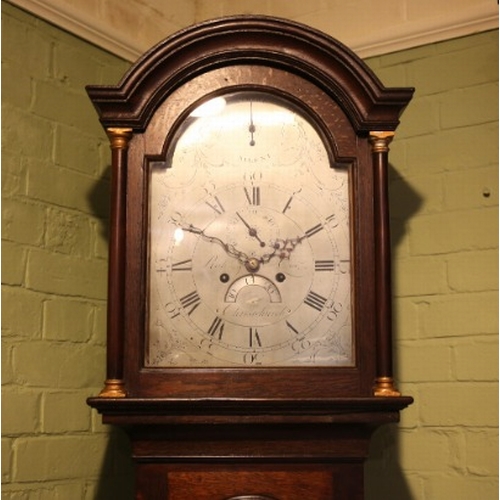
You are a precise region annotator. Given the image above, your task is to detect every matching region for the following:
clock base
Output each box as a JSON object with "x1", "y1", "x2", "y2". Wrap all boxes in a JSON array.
[
  {"x1": 136, "y1": 463, "x2": 364, "y2": 500},
  {"x1": 88, "y1": 397, "x2": 412, "y2": 499}
]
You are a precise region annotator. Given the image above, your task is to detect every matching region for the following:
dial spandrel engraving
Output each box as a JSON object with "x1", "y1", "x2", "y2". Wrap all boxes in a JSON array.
[{"x1": 147, "y1": 92, "x2": 352, "y2": 367}]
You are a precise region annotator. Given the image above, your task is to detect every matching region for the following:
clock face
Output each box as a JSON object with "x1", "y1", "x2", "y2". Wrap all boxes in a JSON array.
[{"x1": 146, "y1": 91, "x2": 352, "y2": 367}]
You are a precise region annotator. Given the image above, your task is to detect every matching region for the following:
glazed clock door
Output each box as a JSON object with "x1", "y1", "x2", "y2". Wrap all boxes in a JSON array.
[
  {"x1": 147, "y1": 91, "x2": 352, "y2": 369},
  {"x1": 120, "y1": 63, "x2": 367, "y2": 399}
]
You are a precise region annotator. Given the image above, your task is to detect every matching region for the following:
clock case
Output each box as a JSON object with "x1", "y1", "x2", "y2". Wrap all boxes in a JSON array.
[{"x1": 87, "y1": 16, "x2": 413, "y2": 498}]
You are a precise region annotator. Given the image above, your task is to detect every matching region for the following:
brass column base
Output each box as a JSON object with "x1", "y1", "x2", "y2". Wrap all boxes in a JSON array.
[
  {"x1": 373, "y1": 376, "x2": 401, "y2": 397},
  {"x1": 99, "y1": 378, "x2": 127, "y2": 398}
]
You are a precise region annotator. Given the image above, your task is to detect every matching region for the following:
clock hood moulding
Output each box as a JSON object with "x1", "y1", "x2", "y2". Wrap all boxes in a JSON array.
[{"x1": 86, "y1": 15, "x2": 414, "y2": 133}]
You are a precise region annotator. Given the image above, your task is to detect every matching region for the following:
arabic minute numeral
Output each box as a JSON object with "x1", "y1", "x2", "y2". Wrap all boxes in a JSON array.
[
  {"x1": 243, "y1": 352, "x2": 260, "y2": 365},
  {"x1": 325, "y1": 213, "x2": 339, "y2": 228},
  {"x1": 165, "y1": 301, "x2": 180, "y2": 319},
  {"x1": 327, "y1": 301, "x2": 344, "y2": 321},
  {"x1": 339, "y1": 259, "x2": 350, "y2": 274}
]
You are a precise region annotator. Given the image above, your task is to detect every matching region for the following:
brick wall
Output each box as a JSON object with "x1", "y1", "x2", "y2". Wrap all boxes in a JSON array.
[
  {"x1": 2, "y1": 3, "x2": 133, "y2": 498},
  {"x1": 2, "y1": 2, "x2": 498, "y2": 499},
  {"x1": 365, "y1": 31, "x2": 498, "y2": 499}
]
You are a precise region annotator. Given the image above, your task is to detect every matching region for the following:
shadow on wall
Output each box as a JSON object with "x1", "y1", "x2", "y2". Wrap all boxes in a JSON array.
[
  {"x1": 89, "y1": 165, "x2": 112, "y2": 242},
  {"x1": 88, "y1": 168, "x2": 135, "y2": 499},
  {"x1": 389, "y1": 163, "x2": 423, "y2": 249},
  {"x1": 365, "y1": 425, "x2": 414, "y2": 500},
  {"x1": 94, "y1": 428, "x2": 135, "y2": 500},
  {"x1": 364, "y1": 162, "x2": 422, "y2": 500}
]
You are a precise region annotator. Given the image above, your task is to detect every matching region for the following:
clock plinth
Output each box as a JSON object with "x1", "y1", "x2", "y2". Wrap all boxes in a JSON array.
[{"x1": 86, "y1": 15, "x2": 413, "y2": 499}]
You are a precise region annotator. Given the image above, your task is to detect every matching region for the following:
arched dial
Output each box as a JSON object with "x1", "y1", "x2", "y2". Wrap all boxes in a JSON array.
[{"x1": 147, "y1": 92, "x2": 352, "y2": 367}]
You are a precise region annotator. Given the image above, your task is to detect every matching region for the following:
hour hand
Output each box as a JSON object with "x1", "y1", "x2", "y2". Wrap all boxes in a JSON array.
[{"x1": 263, "y1": 235, "x2": 304, "y2": 262}]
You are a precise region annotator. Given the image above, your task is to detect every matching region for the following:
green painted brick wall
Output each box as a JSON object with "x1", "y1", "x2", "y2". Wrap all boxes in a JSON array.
[
  {"x1": 364, "y1": 29, "x2": 498, "y2": 500},
  {"x1": 2, "y1": 2, "x2": 498, "y2": 499},
  {"x1": 2, "y1": 3, "x2": 133, "y2": 498}
]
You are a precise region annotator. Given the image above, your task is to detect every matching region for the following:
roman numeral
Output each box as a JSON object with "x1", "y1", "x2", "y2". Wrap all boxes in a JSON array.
[
  {"x1": 179, "y1": 290, "x2": 201, "y2": 315},
  {"x1": 207, "y1": 316, "x2": 224, "y2": 339},
  {"x1": 244, "y1": 186, "x2": 260, "y2": 205},
  {"x1": 286, "y1": 321, "x2": 300, "y2": 335},
  {"x1": 282, "y1": 195, "x2": 294, "y2": 214},
  {"x1": 171, "y1": 258, "x2": 192, "y2": 271},
  {"x1": 305, "y1": 223, "x2": 323, "y2": 239},
  {"x1": 249, "y1": 327, "x2": 262, "y2": 347},
  {"x1": 315, "y1": 260, "x2": 335, "y2": 271},
  {"x1": 304, "y1": 290, "x2": 327, "y2": 312},
  {"x1": 205, "y1": 196, "x2": 225, "y2": 214},
  {"x1": 304, "y1": 214, "x2": 337, "y2": 238}
]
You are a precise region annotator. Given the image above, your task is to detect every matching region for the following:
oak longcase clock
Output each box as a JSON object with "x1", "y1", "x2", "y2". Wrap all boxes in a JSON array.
[{"x1": 87, "y1": 15, "x2": 414, "y2": 500}]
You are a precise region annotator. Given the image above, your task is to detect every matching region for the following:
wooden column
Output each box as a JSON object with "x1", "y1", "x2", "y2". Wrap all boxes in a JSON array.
[
  {"x1": 99, "y1": 127, "x2": 133, "y2": 398},
  {"x1": 369, "y1": 131, "x2": 401, "y2": 397}
]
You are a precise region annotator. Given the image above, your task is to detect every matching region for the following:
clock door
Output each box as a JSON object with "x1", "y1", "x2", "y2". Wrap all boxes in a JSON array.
[{"x1": 121, "y1": 66, "x2": 369, "y2": 399}]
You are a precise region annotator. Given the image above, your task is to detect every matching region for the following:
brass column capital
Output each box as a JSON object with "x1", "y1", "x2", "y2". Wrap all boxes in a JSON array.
[
  {"x1": 107, "y1": 127, "x2": 133, "y2": 149},
  {"x1": 369, "y1": 131, "x2": 394, "y2": 153}
]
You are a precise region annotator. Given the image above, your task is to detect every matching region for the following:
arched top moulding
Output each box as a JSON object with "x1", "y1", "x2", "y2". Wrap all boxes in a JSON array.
[{"x1": 87, "y1": 16, "x2": 414, "y2": 133}]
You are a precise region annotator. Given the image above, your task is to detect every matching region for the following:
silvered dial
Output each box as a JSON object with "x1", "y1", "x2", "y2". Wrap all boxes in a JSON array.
[{"x1": 147, "y1": 92, "x2": 352, "y2": 367}]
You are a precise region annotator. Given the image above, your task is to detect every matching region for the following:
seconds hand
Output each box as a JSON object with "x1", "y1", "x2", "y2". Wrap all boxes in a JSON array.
[{"x1": 249, "y1": 101, "x2": 256, "y2": 146}]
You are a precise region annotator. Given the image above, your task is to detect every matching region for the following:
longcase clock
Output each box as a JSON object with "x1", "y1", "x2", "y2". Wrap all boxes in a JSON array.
[{"x1": 87, "y1": 16, "x2": 414, "y2": 499}]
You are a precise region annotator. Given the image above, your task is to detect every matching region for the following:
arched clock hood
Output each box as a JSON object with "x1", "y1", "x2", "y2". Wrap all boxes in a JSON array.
[{"x1": 87, "y1": 15, "x2": 413, "y2": 132}]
